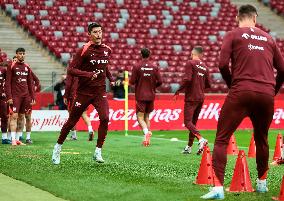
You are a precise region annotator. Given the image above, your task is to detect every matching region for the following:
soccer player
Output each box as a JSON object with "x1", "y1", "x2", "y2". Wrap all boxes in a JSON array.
[
  {"x1": 129, "y1": 48, "x2": 162, "y2": 146},
  {"x1": 0, "y1": 58, "x2": 9, "y2": 144},
  {"x1": 174, "y1": 46, "x2": 210, "y2": 155},
  {"x1": 201, "y1": 5, "x2": 284, "y2": 199},
  {"x1": 52, "y1": 22, "x2": 114, "y2": 164},
  {"x1": 16, "y1": 68, "x2": 40, "y2": 144},
  {"x1": 5, "y1": 48, "x2": 35, "y2": 146},
  {"x1": 63, "y1": 71, "x2": 94, "y2": 141}
]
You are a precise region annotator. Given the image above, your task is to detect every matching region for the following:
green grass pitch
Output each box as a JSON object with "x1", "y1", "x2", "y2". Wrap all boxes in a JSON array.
[{"x1": 0, "y1": 130, "x2": 283, "y2": 201}]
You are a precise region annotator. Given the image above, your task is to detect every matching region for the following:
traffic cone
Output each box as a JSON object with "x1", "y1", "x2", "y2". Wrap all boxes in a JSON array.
[
  {"x1": 228, "y1": 150, "x2": 254, "y2": 192},
  {"x1": 227, "y1": 134, "x2": 239, "y2": 155},
  {"x1": 248, "y1": 134, "x2": 256, "y2": 158},
  {"x1": 272, "y1": 175, "x2": 284, "y2": 201},
  {"x1": 194, "y1": 146, "x2": 214, "y2": 185},
  {"x1": 273, "y1": 134, "x2": 283, "y2": 161}
]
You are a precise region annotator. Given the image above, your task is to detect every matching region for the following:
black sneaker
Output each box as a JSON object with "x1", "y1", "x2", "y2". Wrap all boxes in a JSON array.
[
  {"x1": 19, "y1": 136, "x2": 24, "y2": 142},
  {"x1": 25, "y1": 139, "x2": 33, "y2": 144},
  {"x1": 2, "y1": 139, "x2": 10, "y2": 144},
  {"x1": 88, "y1": 131, "x2": 94, "y2": 141}
]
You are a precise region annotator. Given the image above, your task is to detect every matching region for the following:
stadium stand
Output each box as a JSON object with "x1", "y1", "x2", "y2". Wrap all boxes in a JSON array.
[
  {"x1": 1, "y1": 0, "x2": 284, "y2": 93},
  {"x1": 259, "y1": 0, "x2": 284, "y2": 16}
]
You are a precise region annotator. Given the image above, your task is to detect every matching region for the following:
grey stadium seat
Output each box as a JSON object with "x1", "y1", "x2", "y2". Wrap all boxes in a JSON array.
[
  {"x1": 170, "y1": 83, "x2": 180, "y2": 93},
  {"x1": 159, "y1": 60, "x2": 168, "y2": 68},
  {"x1": 60, "y1": 53, "x2": 71, "y2": 64},
  {"x1": 59, "y1": 6, "x2": 67, "y2": 13},
  {"x1": 41, "y1": 20, "x2": 50, "y2": 27},
  {"x1": 149, "y1": 28, "x2": 158, "y2": 37}
]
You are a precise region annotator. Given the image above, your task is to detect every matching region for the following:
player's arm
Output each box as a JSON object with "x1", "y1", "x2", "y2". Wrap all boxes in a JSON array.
[
  {"x1": 273, "y1": 41, "x2": 284, "y2": 95},
  {"x1": 5, "y1": 63, "x2": 13, "y2": 104},
  {"x1": 64, "y1": 73, "x2": 73, "y2": 102},
  {"x1": 129, "y1": 66, "x2": 137, "y2": 85},
  {"x1": 27, "y1": 68, "x2": 35, "y2": 103},
  {"x1": 219, "y1": 32, "x2": 233, "y2": 88},
  {"x1": 67, "y1": 49, "x2": 96, "y2": 79},
  {"x1": 155, "y1": 67, "x2": 162, "y2": 88},
  {"x1": 1, "y1": 68, "x2": 7, "y2": 99},
  {"x1": 106, "y1": 67, "x2": 115, "y2": 86},
  {"x1": 31, "y1": 69, "x2": 41, "y2": 92},
  {"x1": 175, "y1": 63, "x2": 193, "y2": 95},
  {"x1": 205, "y1": 69, "x2": 211, "y2": 89}
]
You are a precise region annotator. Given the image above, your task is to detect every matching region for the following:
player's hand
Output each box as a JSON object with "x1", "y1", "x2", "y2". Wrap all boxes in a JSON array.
[
  {"x1": 173, "y1": 94, "x2": 178, "y2": 102},
  {"x1": 7, "y1": 99, "x2": 13, "y2": 105},
  {"x1": 110, "y1": 82, "x2": 115, "y2": 86},
  {"x1": 91, "y1": 73, "x2": 97, "y2": 80},
  {"x1": 63, "y1": 98, "x2": 68, "y2": 105},
  {"x1": 31, "y1": 99, "x2": 36, "y2": 106}
]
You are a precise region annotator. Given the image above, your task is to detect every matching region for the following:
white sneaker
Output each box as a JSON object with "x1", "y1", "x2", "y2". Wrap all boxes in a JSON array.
[
  {"x1": 197, "y1": 138, "x2": 208, "y2": 155},
  {"x1": 181, "y1": 146, "x2": 192, "y2": 154},
  {"x1": 52, "y1": 143, "x2": 62, "y2": 165},
  {"x1": 93, "y1": 148, "x2": 104, "y2": 163},
  {"x1": 200, "y1": 187, "x2": 224, "y2": 200},
  {"x1": 256, "y1": 179, "x2": 268, "y2": 193}
]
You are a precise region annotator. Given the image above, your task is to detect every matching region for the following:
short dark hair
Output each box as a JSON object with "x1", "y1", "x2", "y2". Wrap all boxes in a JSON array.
[
  {"x1": 141, "y1": 48, "x2": 151, "y2": 58},
  {"x1": 193, "y1": 46, "x2": 203, "y2": 54},
  {"x1": 16, "y1": 47, "x2": 25, "y2": 53},
  {"x1": 88, "y1": 22, "x2": 102, "y2": 33},
  {"x1": 238, "y1": 4, "x2": 258, "y2": 21},
  {"x1": 13, "y1": 56, "x2": 17, "y2": 59}
]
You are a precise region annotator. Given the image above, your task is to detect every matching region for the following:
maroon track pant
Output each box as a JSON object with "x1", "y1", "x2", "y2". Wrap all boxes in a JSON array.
[
  {"x1": 57, "y1": 92, "x2": 109, "y2": 148},
  {"x1": 184, "y1": 101, "x2": 203, "y2": 146},
  {"x1": 0, "y1": 99, "x2": 8, "y2": 133},
  {"x1": 213, "y1": 91, "x2": 274, "y2": 185}
]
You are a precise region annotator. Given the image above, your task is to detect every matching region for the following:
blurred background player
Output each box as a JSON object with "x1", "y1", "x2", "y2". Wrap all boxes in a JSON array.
[
  {"x1": 130, "y1": 48, "x2": 162, "y2": 146},
  {"x1": 5, "y1": 48, "x2": 36, "y2": 146},
  {"x1": 54, "y1": 74, "x2": 67, "y2": 110},
  {"x1": 63, "y1": 67, "x2": 94, "y2": 141},
  {"x1": 174, "y1": 46, "x2": 210, "y2": 155},
  {"x1": 112, "y1": 70, "x2": 125, "y2": 100},
  {"x1": 0, "y1": 57, "x2": 9, "y2": 144},
  {"x1": 201, "y1": 5, "x2": 284, "y2": 199},
  {"x1": 52, "y1": 22, "x2": 114, "y2": 164}
]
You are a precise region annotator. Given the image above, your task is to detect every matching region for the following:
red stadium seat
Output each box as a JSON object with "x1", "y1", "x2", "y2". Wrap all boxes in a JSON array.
[{"x1": 3, "y1": 0, "x2": 283, "y2": 93}]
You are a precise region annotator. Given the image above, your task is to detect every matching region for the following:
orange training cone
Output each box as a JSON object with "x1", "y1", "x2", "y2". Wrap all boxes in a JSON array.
[
  {"x1": 248, "y1": 134, "x2": 256, "y2": 158},
  {"x1": 228, "y1": 150, "x2": 254, "y2": 192},
  {"x1": 272, "y1": 175, "x2": 284, "y2": 201},
  {"x1": 194, "y1": 146, "x2": 214, "y2": 185},
  {"x1": 227, "y1": 134, "x2": 239, "y2": 155},
  {"x1": 273, "y1": 134, "x2": 283, "y2": 161}
]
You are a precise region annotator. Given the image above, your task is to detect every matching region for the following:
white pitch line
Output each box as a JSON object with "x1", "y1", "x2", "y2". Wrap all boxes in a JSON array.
[{"x1": 126, "y1": 135, "x2": 276, "y2": 152}]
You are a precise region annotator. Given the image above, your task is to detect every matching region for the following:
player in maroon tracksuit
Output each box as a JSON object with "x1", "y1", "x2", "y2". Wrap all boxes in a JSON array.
[
  {"x1": 130, "y1": 48, "x2": 162, "y2": 146},
  {"x1": 18, "y1": 69, "x2": 40, "y2": 144},
  {"x1": 0, "y1": 59, "x2": 9, "y2": 144},
  {"x1": 52, "y1": 22, "x2": 114, "y2": 164},
  {"x1": 63, "y1": 72, "x2": 95, "y2": 141},
  {"x1": 201, "y1": 5, "x2": 284, "y2": 199},
  {"x1": 174, "y1": 46, "x2": 210, "y2": 155},
  {"x1": 5, "y1": 48, "x2": 35, "y2": 146}
]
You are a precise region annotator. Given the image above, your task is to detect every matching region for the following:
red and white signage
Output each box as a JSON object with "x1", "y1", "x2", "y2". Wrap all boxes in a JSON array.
[{"x1": 29, "y1": 95, "x2": 284, "y2": 131}]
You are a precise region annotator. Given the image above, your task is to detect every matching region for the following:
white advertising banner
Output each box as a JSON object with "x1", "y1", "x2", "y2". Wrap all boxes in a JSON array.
[{"x1": 31, "y1": 110, "x2": 69, "y2": 131}]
